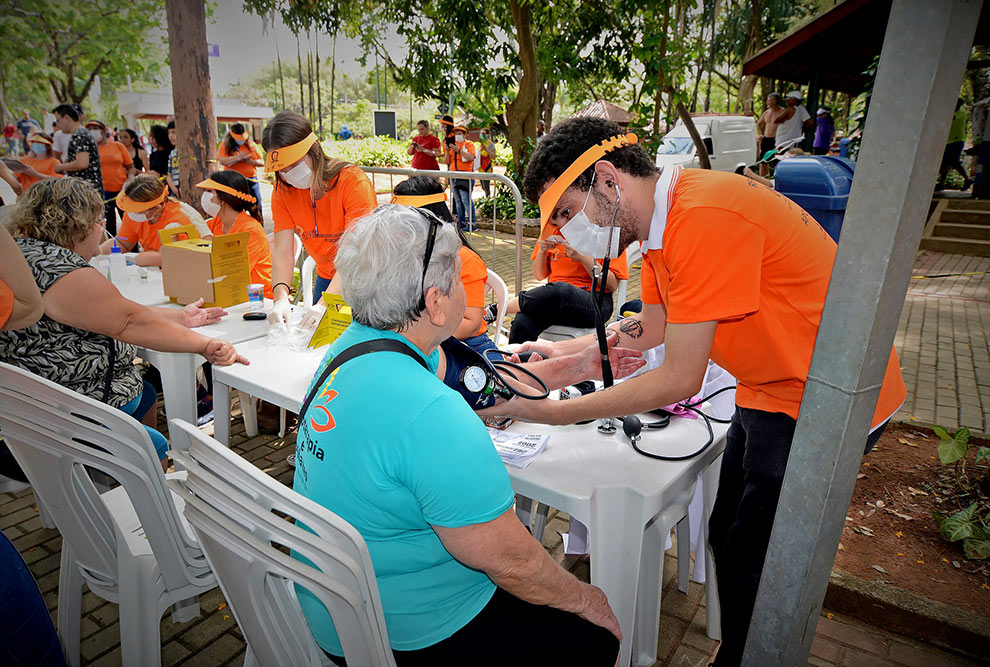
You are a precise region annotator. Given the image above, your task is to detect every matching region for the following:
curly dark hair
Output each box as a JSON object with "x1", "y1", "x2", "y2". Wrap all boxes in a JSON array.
[
  {"x1": 149, "y1": 124, "x2": 172, "y2": 152},
  {"x1": 522, "y1": 116, "x2": 659, "y2": 203}
]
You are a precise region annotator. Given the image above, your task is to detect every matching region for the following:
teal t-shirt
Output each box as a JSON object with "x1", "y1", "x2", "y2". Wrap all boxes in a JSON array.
[{"x1": 292, "y1": 322, "x2": 515, "y2": 654}]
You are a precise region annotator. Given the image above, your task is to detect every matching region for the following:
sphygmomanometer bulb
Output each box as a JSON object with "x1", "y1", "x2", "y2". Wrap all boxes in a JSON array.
[{"x1": 622, "y1": 415, "x2": 643, "y2": 441}]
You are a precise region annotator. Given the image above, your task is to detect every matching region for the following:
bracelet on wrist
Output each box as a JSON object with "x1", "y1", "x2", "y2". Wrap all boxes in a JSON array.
[{"x1": 273, "y1": 281, "x2": 291, "y2": 294}]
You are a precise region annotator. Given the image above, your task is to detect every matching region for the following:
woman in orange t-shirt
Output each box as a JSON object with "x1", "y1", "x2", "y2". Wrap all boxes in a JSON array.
[
  {"x1": 197, "y1": 170, "x2": 273, "y2": 298},
  {"x1": 217, "y1": 123, "x2": 265, "y2": 219},
  {"x1": 16, "y1": 133, "x2": 60, "y2": 191},
  {"x1": 392, "y1": 176, "x2": 496, "y2": 356},
  {"x1": 99, "y1": 173, "x2": 201, "y2": 267},
  {"x1": 262, "y1": 111, "x2": 377, "y2": 326},
  {"x1": 86, "y1": 120, "x2": 135, "y2": 237}
]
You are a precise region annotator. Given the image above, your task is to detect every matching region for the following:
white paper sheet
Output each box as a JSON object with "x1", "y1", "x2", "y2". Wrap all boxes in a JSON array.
[{"x1": 487, "y1": 428, "x2": 549, "y2": 468}]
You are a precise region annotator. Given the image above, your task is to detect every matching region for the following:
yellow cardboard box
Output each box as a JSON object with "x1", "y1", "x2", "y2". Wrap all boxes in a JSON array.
[
  {"x1": 308, "y1": 293, "x2": 353, "y2": 348},
  {"x1": 159, "y1": 225, "x2": 252, "y2": 308}
]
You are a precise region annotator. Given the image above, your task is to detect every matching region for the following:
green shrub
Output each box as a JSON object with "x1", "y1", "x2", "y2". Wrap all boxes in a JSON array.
[
  {"x1": 475, "y1": 194, "x2": 540, "y2": 220},
  {"x1": 322, "y1": 136, "x2": 409, "y2": 167}
]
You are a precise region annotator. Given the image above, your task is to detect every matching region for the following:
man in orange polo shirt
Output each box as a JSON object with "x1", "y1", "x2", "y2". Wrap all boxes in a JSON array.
[
  {"x1": 488, "y1": 117, "x2": 906, "y2": 666},
  {"x1": 446, "y1": 124, "x2": 477, "y2": 231}
]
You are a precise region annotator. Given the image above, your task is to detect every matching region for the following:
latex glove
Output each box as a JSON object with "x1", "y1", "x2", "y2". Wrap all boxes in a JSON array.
[
  {"x1": 268, "y1": 298, "x2": 293, "y2": 325},
  {"x1": 299, "y1": 302, "x2": 327, "y2": 330}
]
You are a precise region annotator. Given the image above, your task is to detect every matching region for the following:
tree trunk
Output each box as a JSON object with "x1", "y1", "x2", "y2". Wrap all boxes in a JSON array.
[
  {"x1": 540, "y1": 81, "x2": 557, "y2": 128},
  {"x1": 165, "y1": 0, "x2": 218, "y2": 210},
  {"x1": 505, "y1": 0, "x2": 541, "y2": 175},
  {"x1": 651, "y1": 1, "x2": 672, "y2": 139},
  {"x1": 307, "y1": 37, "x2": 315, "y2": 127},
  {"x1": 737, "y1": 0, "x2": 762, "y2": 115},
  {"x1": 330, "y1": 31, "x2": 337, "y2": 136},
  {"x1": 296, "y1": 34, "x2": 305, "y2": 117},
  {"x1": 673, "y1": 97, "x2": 711, "y2": 169},
  {"x1": 316, "y1": 32, "x2": 322, "y2": 137},
  {"x1": 273, "y1": 11, "x2": 286, "y2": 109}
]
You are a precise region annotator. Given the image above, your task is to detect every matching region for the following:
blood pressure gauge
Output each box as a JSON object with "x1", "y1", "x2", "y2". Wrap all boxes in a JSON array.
[{"x1": 461, "y1": 366, "x2": 490, "y2": 394}]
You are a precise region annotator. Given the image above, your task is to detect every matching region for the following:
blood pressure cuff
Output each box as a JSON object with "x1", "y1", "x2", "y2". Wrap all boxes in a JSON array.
[{"x1": 440, "y1": 336, "x2": 499, "y2": 410}]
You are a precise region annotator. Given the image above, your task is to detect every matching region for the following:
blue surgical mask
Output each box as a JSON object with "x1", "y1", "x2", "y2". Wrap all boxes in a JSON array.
[
  {"x1": 559, "y1": 176, "x2": 621, "y2": 259},
  {"x1": 30, "y1": 143, "x2": 46, "y2": 156},
  {"x1": 235, "y1": 139, "x2": 246, "y2": 146}
]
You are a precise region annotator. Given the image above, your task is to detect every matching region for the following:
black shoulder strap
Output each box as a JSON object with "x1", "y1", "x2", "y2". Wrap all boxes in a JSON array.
[{"x1": 299, "y1": 338, "x2": 429, "y2": 418}]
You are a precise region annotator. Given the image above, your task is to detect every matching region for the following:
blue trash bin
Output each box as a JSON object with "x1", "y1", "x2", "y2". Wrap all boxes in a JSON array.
[{"x1": 774, "y1": 155, "x2": 856, "y2": 243}]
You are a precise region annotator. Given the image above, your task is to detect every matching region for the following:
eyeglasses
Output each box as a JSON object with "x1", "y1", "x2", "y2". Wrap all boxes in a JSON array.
[{"x1": 414, "y1": 207, "x2": 447, "y2": 310}]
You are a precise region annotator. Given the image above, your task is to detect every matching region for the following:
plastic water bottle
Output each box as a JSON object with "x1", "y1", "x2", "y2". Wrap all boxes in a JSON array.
[{"x1": 108, "y1": 244, "x2": 127, "y2": 283}]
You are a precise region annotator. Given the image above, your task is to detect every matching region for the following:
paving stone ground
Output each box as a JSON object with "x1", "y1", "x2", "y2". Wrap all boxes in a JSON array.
[{"x1": 1, "y1": 233, "x2": 985, "y2": 665}]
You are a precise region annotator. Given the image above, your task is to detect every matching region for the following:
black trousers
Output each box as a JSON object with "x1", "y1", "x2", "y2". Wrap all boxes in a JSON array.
[
  {"x1": 708, "y1": 406, "x2": 886, "y2": 666},
  {"x1": 508, "y1": 281, "x2": 612, "y2": 344},
  {"x1": 103, "y1": 190, "x2": 120, "y2": 237},
  {"x1": 326, "y1": 587, "x2": 619, "y2": 667}
]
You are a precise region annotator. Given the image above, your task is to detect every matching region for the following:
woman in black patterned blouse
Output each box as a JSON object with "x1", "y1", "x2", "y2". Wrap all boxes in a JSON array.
[{"x1": 0, "y1": 178, "x2": 250, "y2": 470}]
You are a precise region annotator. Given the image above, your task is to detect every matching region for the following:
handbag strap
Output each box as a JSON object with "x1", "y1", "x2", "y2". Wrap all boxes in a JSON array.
[{"x1": 299, "y1": 337, "x2": 429, "y2": 418}]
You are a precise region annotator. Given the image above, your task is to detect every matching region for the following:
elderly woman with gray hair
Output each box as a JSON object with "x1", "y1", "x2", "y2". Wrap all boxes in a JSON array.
[{"x1": 294, "y1": 205, "x2": 621, "y2": 666}]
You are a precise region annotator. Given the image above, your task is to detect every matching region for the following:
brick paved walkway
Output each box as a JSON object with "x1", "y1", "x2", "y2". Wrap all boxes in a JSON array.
[{"x1": 894, "y1": 251, "x2": 990, "y2": 436}]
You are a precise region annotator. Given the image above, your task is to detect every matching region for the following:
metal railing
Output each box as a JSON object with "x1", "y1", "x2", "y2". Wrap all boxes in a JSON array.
[{"x1": 357, "y1": 166, "x2": 526, "y2": 293}]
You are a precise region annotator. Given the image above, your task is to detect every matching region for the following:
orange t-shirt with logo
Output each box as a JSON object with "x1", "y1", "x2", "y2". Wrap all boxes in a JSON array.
[
  {"x1": 117, "y1": 200, "x2": 192, "y2": 252},
  {"x1": 639, "y1": 168, "x2": 905, "y2": 427},
  {"x1": 16, "y1": 156, "x2": 60, "y2": 190},
  {"x1": 98, "y1": 141, "x2": 133, "y2": 192},
  {"x1": 530, "y1": 227, "x2": 630, "y2": 292},
  {"x1": 218, "y1": 141, "x2": 262, "y2": 179},
  {"x1": 447, "y1": 140, "x2": 476, "y2": 172},
  {"x1": 207, "y1": 211, "x2": 273, "y2": 298},
  {"x1": 0, "y1": 279, "x2": 13, "y2": 327},
  {"x1": 459, "y1": 245, "x2": 489, "y2": 336},
  {"x1": 271, "y1": 166, "x2": 377, "y2": 280}
]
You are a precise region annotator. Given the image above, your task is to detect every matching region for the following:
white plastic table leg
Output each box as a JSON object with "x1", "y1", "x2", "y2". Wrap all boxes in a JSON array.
[
  {"x1": 632, "y1": 514, "x2": 666, "y2": 666},
  {"x1": 702, "y1": 452, "x2": 723, "y2": 641},
  {"x1": 141, "y1": 350, "x2": 199, "y2": 426},
  {"x1": 588, "y1": 486, "x2": 647, "y2": 667},
  {"x1": 515, "y1": 494, "x2": 535, "y2": 532},
  {"x1": 238, "y1": 391, "x2": 259, "y2": 437},
  {"x1": 213, "y1": 379, "x2": 231, "y2": 446},
  {"x1": 532, "y1": 503, "x2": 550, "y2": 543},
  {"x1": 676, "y1": 513, "x2": 690, "y2": 594}
]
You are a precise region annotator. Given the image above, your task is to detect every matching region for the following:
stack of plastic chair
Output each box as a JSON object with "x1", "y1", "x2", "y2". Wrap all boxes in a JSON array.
[
  {"x1": 485, "y1": 268, "x2": 509, "y2": 347},
  {"x1": 0, "y1": 362, "x2": 216, "y2": 667},
  {"x1": 166, "y1": 419, "x2": 395, "y2": 667}
]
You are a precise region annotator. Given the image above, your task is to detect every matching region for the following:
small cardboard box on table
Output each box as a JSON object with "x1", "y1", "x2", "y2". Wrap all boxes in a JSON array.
[{"x1": 159, "y1": 225, "x2": 252, "y2": 308}]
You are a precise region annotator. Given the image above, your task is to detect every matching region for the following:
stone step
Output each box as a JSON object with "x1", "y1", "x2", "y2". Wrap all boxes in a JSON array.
[
  {"x1": 941, "y1": 198, "x2": 990, "y2": 211},
  {"x1": 939, "y1": 209, "x2": 990, "y2": 224},
  {"x1": 918, "y1": 236, "x2": 990, "y2": 256},
  {"x1": 932, "y1": 222, "x2": 990, "y2": 241}
]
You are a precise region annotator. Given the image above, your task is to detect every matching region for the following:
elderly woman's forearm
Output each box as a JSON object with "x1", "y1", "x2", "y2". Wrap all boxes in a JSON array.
[
  {"x1": 110, "y1": 306, "x2": 209, "y2": 354},
  {"x1": 485, "y1": 539, "x2": 589, "y2": 614}
]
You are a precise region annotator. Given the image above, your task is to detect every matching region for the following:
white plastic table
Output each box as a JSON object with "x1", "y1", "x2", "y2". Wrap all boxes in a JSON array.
[
  {"x1": 211, "y1": 340, "x2": 727, "y2": 666},
  {"x1": 211, "y1": 336, "x2": 328, "y2": 446},
  {"x1": 91, "y1": 257, "x2": 170, "y2": 306},
  {"x1": 504, "y1": 416, "x2": 726, "y2": 667},
  {"x1": 139, "y1": 300, "x2": 275, "y2": 426}
]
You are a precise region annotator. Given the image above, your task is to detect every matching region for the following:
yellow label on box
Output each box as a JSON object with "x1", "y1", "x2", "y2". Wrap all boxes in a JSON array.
[{"x1": 308, "y1": 293, "x2": 353, "y2": 348}]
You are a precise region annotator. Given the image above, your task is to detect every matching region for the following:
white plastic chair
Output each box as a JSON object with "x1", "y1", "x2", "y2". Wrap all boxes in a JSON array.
[
  {"x1": 539, "y1": 242, "x2": 641, "y2": 342},
  {"x1": 0, "y1": 362, "x2": 215, "y2": 667},
  {"x1": 166, "y1": 419, "x2": 395, "y2": 667},
  {"x1": 485, "y1": 268, "x2": 508, "y2": 347}
]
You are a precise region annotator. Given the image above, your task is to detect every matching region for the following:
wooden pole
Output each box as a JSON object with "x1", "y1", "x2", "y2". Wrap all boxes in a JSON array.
[
  {"x1": 330, "y1": 31, "x2": 337, "y2": 137},
  {"x1": 165, "y1": 0, "x2": 217, "y2": 210},
  {"x1": 296, "y1": 33, "x2": 305, "y2": 117}
]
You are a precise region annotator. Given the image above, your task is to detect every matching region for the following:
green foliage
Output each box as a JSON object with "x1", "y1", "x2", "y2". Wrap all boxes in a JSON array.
[
  {"x1": 936, "y1": 425, "x2": 970, "y2": 465},
  {"x1": 1, "y1": 0, "x2": 166, "y2": 106},
  {"x1": 322, "y1": 136, "x2": 408, "y2": 167},
  {"x1": 932, "y1": 424, "x2": 990, "y2": 559},
  {"x1": 475, "y1": 194, "x2": 540, "y2": 221}
]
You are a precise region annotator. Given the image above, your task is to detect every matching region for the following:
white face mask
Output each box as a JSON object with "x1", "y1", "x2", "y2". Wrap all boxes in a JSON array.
[
  {"x1": 559, "y1": 178, "x2": 621, "y2": 260},
  {"x1": 129, "y1": 211, "x2": 148, "y2": 222},
  {"x1": 454, "y1": 133, "x2": 465, "y2": 143},
  {"x1": 201, "y1": 191, "x2": 221, "y2": 217},
  {"x1": 30, "y1": 143, "x2": 46, "y2": 156},
  {"x1": 89, "y1": 129, "x2": 102, "y2": 142},
  {"x1": 282, "y1": 160, "x2": 312, "y2": 189}
]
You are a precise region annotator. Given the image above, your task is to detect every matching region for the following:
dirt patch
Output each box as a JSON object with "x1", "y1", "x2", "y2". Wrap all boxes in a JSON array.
[{"x1": 833, "y1": 422, "x2": 989, "y2": 616}]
